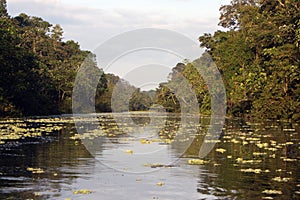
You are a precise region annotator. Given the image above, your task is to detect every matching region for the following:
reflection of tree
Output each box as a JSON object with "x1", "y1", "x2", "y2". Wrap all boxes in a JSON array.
[
  {"x1": 178, "y1": 117, "x2": 210, "y2": 158},
  {"x1": 0, "y1": 117, "x2": 299, "y2": 199},
  {"x1": 195, "y1": 120, "x2": 300, "y2": 199},
  {"x1": 0, "y1": 120, "x2": 94, "y2": 199}
]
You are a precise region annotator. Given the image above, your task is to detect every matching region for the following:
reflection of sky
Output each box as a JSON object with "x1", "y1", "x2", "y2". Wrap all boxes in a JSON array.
[
  {"x1": 61, "y1": 158, "x2": 208, "y2": 200},
  {"x1": 82, "y1": 115, "x2": 199, "y2": 174},
  {"x1": 65, "y1": 135, "x2": 210, "y2": 200},
  {"x1": 68, "y1": 115, "x2": 215, "y2": 199},
  {"x1": 100, "y1": 140, "x2": 173, "y2": 173}
]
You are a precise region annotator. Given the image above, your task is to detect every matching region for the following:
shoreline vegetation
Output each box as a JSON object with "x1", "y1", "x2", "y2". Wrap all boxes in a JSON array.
[{"x1": 0, "y1": 0, "x2": 299, "y2": 122}]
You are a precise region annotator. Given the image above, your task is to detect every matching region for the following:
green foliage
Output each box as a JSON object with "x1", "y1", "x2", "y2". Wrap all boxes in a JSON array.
[
  {"x1": 0, "y1": 0, "x2": 8, "y2": 17},
  {"x1": 156, "y1": 0, "x2": 299, "y2": 121},
  {"x1": 155, "y1": 61, "x2": 211, "y2": 114},
  {"x1": 199, "y1": 0, "x2": 300, "y2": 121},
  {"x1": 0, "y1": 3, "x2": 154, "y2": 116},
  {"x1": 1, "y1": 0, "x2": 299, "y2": 122},
  {"x1": 95, "y1": 73, "x2": 153, "y2": 112},
  {"x1": 0, "y1": 8, "x2": 108, "y2": 116}
]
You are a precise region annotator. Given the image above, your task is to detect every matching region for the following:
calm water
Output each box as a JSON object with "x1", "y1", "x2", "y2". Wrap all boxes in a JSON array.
[{"x1": 0, "y1": 114, "x2": 299, "y2": 200}]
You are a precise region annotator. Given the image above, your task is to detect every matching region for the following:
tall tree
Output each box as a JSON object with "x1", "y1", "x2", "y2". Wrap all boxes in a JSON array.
[
  {"x1": 199, "y1": 0, "x2": 300, "y2": 120},
  {"x1": 0, "y1": 3, "x2": 109, "y2": 116}
]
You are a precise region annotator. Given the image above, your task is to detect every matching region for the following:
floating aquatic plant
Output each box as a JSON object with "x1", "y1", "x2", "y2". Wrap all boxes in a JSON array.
[
  {"x1": 125, "y1": 150, "x2": 133, "y2": 154},
  {"x1": 215, "y1": 148, "x2": 226, "y2": 153},
  {"x1": 73, "y1": 189, "x2": 92, "y2": 194},
  {"x1": 187, "y1": 159, "x2": 209, "y2": 165},
  {"x1": 157, "y1": 182, "x2": 164, "y2": 186},
  {"x1": 27, "y1": 167, "x2": 44, "y2": 174},
  {"x1": 272, "y1": 177, "x2": 291, "y2": 182},
  {"x1": 262, "y1": 190, "x2": 282, "y2": 195}
]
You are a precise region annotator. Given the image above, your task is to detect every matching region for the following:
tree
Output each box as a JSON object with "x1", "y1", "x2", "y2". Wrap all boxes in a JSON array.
[
  {"x1": 0, "y1": 5, "x2": 108, "y2": 116},
  {"x1": 199, "y1": 0, "x2": 300, "y2": 120},
  {"x1": 51, "y1": 24, "x2": 63, "y2": 42},
  {"x1": 0, "y1": 0, "x2": 8, "y2": 17}
]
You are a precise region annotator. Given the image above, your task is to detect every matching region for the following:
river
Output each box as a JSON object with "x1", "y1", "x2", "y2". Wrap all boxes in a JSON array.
[{"x1": 0, "y1": 113, "x2": 299, "y2": 199}]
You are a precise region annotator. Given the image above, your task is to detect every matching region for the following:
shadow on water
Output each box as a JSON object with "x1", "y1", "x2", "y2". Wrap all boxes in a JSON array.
[
  {"x1": 0, "y1": 119, "x2": 94, "y2": 200},
  {"x1": 184, "y1": 119, "x2": 300, "y2": 200}
]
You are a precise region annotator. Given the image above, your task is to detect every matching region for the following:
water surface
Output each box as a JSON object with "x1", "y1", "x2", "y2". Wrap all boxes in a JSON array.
[{"x1": 0, "y1": 114, "x2": 299, "y2": 199}]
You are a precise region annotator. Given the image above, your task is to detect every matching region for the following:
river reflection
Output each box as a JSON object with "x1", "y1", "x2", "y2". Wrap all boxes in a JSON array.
[{"x1": 0, "y1": 114, "x2": 299, "y2": 199}]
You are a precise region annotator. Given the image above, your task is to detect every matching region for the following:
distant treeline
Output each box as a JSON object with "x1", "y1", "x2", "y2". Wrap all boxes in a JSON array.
[{"x1": 1, "y1": 0, "x2": 300, "y2": 121}]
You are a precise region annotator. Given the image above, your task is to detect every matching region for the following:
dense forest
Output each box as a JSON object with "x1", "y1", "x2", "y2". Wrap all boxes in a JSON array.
[
  {"x1": 157, "y1": 0, "x2": 300, "y2": 121},
  {"x1": 0, "y1": 0, "x2": 94, "y2": 116},
  {"x1": 0, "y1": 0, "x2": 150, "y2": 116},
  {"x1": 0, "y1": 0, "x2": 300, "y2": 121}
]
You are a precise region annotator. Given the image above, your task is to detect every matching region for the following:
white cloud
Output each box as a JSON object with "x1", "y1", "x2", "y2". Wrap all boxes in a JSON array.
[
  {"x1": 7, "y1": 0, "x2": 222, "y2": 50},
  {"x1": 7, "y1": 0, "x2": 229, "y2": 88}
]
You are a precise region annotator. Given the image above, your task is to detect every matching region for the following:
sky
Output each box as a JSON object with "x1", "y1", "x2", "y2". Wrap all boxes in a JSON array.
[
  {"x1": 7, "y1": 0, "x2": 231, "y2": 50},
  {"x1": 7, "y1": 0, "x2": 231, "y2": 90}
]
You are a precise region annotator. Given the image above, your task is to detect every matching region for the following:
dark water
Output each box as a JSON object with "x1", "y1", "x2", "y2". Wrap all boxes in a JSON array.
[{"x1": 0, "y1": 114, "x2": 299, "y2": 200}]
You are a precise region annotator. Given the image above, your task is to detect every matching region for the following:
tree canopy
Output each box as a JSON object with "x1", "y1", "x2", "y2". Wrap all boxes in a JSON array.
[
  {"x1": 156, "y1": 0, "x2": 300, "y2": 121},
  {"x1": 1, "y1": 0, "x2": 299, "y2": 121},
  {"x1": 200, "y1": 0, "x2": 300, "y2": 120},
  {"x1": 0, "y1": 2, "x2": 106, "y2": 116},
  {"x1": 0, "y1": 0, "x2": 152, "y2": 116}
]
